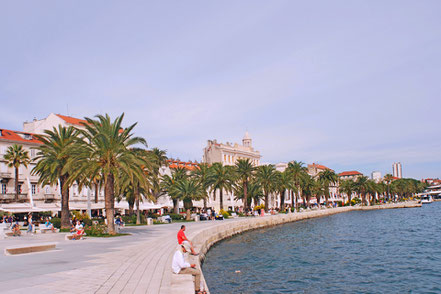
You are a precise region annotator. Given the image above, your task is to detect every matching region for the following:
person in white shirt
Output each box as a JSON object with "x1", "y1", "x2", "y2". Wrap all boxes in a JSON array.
[{"x1": 172, "y1": 242, "x2": 204, "y2": 293}]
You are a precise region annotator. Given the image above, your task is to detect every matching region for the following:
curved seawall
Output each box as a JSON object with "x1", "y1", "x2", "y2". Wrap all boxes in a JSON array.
[{"x1": 175, "y1": 202, "x2": 421, "y2": 294}]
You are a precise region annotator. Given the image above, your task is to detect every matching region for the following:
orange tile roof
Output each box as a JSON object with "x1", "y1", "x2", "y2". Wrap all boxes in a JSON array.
[
  {"x1": 339, "y1": 171, "x2": 363, "y2": 177},
  {"x1": 0, "y1": 129, "x2": 42, "y2": 144},
  {"x1": 167, "y1": 159, "x2": 199, "y2": 171},
  {"x1": 310, "y1": 163, "x2": 333, "y2": 172},
  {"x1": 56, "y1": 114, "x2": 88, "y2": 126}
]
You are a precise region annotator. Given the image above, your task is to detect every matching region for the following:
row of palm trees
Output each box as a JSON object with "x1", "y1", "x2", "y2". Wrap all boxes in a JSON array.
[
  {"x1": 3, "y1": 113, "x2": 427, "y2": 233},
  {"x1": 2, "y1": 114, "x2": 166, "y2": 234}
]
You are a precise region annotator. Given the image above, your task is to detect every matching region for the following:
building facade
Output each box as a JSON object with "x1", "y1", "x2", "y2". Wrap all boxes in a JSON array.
[
  {"x1": 371, "y1": 171, "x2": 382, "y2": 182},
  {"x1": 1, "y1": 114, "x2": 105, "y2": 214},
  {"x1": 203, "y1": 132, "x2": 261, "y2": 166},
  {"x1": 392, "y1": 162, "x2": 402, "y2": 179},
  {"x1": 338, "y1": 171, "x2": 363, "y2": 181}
]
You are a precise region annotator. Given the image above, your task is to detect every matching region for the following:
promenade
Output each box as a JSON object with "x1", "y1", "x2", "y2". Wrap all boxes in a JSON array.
[{"x1": 0, "y1": 202, "x2": 421, "y2": 294}]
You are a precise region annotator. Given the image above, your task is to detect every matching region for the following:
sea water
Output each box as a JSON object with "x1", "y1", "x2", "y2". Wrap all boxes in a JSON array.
[{"x1": 202, "y1": 202, "x2": 441, "y2": 293}]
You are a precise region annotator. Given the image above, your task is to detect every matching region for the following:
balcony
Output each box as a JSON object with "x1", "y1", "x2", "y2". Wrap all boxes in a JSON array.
[
  {"x1": 0, "y1": 171, "x2": 12, "y2": 178},
  {"x1": 44, "y1": 193, "x2": 56, "y2": 203},
  {"x1": 0, "y1": 193, "x2": 29, "y2": 203}
]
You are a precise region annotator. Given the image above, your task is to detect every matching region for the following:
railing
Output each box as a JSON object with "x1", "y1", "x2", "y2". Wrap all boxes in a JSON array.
[
  {"x1": 0, "y1": 193, "x2": 29, "y2": 203},
  {"x1": 0, "y1": 172, "x2": 12, "y2": 178}
]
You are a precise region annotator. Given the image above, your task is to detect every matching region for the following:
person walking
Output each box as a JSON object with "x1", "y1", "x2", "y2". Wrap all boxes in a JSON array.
[
  {"x1": 172, "y1": 242, "x2": 205, "y2": 294},
  {"x1": 26, "y1": 214, "x2": 33, "y2": 234}
]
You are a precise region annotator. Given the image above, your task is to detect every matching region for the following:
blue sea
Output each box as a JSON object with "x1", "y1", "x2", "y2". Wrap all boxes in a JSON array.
[{"x1": 202, "y1": 202, "x2": 441, "y2": 293}]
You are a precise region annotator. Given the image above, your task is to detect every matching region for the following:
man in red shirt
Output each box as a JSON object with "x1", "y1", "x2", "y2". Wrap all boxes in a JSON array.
[{"x1": 177, "y1": 225, "x2": 198, "y2": 255}]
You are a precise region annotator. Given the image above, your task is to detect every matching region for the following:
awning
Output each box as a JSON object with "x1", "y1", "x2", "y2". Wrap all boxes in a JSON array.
[{"x1": 115, "y1": 201, "x2": 163, "y2": 210}]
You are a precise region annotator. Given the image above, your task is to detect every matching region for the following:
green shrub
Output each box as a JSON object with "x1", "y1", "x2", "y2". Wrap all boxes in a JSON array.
[
  {"x1": 219, "y1": 209, "x2": 230, "y2": 219},
  {"x1": 82, "y1": 218, "x2": 92, "y2": 226},
  {"x1": 169, "y1": 213, "x2": 184, "y2": 220},
  {"x1": 51, "y1": 217, "x2": 61, "y2": 228},
  {"x1": 84, "y1": 224, "x2": 108, "y2": 236}
]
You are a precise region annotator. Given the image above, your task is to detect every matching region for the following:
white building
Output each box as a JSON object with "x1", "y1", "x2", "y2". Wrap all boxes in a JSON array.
[
  {"x1": 392, "y1": 162, "x2": 402, "y2": 179},
  {"x1": 203, "y1": 132, "x2": 261, "y2": 166},
  {"x1": 23, "y1": 113, "x2": 88, "y2": 134},
  {"x1": 371, "y1": 171, "x2": 382, "y2": 182}
]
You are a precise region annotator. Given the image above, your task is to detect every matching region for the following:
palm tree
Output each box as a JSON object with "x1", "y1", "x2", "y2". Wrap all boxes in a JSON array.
[
  {"x1": 172, "y1": 177, "x2": 205, "y2": 220},
  {"x1": 161, "y1": 167, "x2": 188, "y2": 214},
  {"x1": 354, "y1": 176, "x2": 369, "y2": 205},
  {"x1": 318, "y1": 169, "x2": 338, "y2": 206},
  {"x1": 208, "y1": 163, "x2": 234, "y2": 210},
  {"x1": 191, "y1": 163, "x2": 211, "y2": 209},
  {"x1": 234, "y1": 180, "x2": 264, "y2": 208},
  {"x1": 255, "y1": 164, "x2": 277, "y2": 212},
  {"x1": 145, "y1": 148, "x2": 168, "y2": 201},
  {"x1": 32, "y1": 126, "x2": 79, "y2": 228},
  {"x1": 121, "y1": 148, "x2": 153, "y2": 224},
  {"x1": 68, "y1": 113, "x2": 148, "y2": 234},
  {"x1": 274, "y1": 170, "x2": 291, "y2": 211},
  {"x1": 4, "y1": 144, "x2": 31, "y2": 202},
  {"x1": 339, "y1": 179, "x2": 355, "y2": 205},
  {"x1": 234, "y1": 159, "x2": 255, "y2": 211},
  {"x1": 286, "y1": 161, "x2": 307, "y2": 208},
  {"x1": 383, "y1": 174, "x2": 394, "y2": 201},
  {"x1": 300, "y1": 174, "x2": 316, "y2": 208},
  {"x1": 150, "y1": 147, "x2": 168, "y2": 174}
]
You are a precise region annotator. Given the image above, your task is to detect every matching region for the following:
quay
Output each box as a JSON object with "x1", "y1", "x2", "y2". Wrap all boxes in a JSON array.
[{"x1": 0, "y1": 202, "x2": 420, "y2": 294}]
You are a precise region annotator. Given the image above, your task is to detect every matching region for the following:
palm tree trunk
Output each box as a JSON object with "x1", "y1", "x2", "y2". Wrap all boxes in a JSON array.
[
  {"x1": 14, "y1": 166, "x2": 19, "y2": 202},
  {"x1": 243, "y1": 181, "x2": 248, "y2": 211},
  {"x1": 280, "y1": 190, "x2": 285, "y2": 211},
  {"x1": 173, "y1": 198, "x2": 179, "y2": 214},
  {"x1": 105, "y1": 173, "x2": 116, "y2": 235},
  {"x1": 60, "y1": 175, "x2": 70, "y2": 229},
  {"x1": 94, "y1": 182, "x2": 99, "y2": 203},
  {"x1": 317, "y1": 195, "x2": 321, "y2": 208},
  {"x1": 291, "y1": 190, "x2": 294, "y2": 209},
  {"x1": 135, "y1": 184, "x2": 141, "y2": 224},
  {"x1": 348, "y1": 192, "x2": 352, "y2": 206},
  {"x1": 265, "y1": 192, "x2": 269, "y2": 212},
  {"x1": 219, "y1": 188, "x2": 224, "y2": 210}
]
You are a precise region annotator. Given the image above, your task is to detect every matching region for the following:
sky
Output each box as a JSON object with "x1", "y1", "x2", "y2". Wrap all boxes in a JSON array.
[{"x1": 1, "y1": 1, "x2": 440, "y2": 179}]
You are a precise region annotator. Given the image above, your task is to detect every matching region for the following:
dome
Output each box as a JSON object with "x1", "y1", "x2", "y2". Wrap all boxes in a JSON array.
[{"x1": 243, "y1": 131, "x2": 251, "y2": 140}]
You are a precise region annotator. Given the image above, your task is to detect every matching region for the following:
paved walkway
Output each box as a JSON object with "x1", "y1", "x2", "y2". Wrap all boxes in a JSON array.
[
  {"x1": 0, "y1": 220, "x2": 233, "y2": 294},
  {"x1": 0, "y1": 202, "x2": 421, "y2": 294}
]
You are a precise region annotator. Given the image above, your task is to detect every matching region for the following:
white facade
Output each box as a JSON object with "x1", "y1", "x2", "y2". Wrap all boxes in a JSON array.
[
  {"x1": 23, "y1": 113, "x2": 87, "y2": 134},
  {"x1": 203, "y1": 132, "x2": 261, "y2": 166},
  {"x1": 1, "y1": 114, "x2": 105, "y2": 213},
  {"x1": 392, "y1": 162, "x2": 402, "y2": 179},
  {"x1": 371, "y1": 171, "x2": 382, "y2": 182}
]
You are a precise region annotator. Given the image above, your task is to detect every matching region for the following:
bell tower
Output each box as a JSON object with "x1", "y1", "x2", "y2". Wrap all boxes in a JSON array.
[{"x1": 242, "y1": 131, "x2": 252, "y2": 148}]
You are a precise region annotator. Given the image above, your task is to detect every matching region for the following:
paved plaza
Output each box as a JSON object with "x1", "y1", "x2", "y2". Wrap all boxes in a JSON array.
[{"x1": 0, "y1": 220, "x2": 226, "y2": 294}]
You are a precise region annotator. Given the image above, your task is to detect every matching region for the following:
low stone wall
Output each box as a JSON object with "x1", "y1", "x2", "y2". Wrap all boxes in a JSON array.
[{"x1": 187, "y1": 201, "x2": 421, "y2": 294}]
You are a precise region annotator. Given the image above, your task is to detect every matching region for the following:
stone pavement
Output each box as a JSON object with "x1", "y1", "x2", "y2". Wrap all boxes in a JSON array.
[
  {"x1": 0, "y1": 220, "x2": 232, "y2": 294},
  {"x1": 0, "y1": 202, "x2": 420, "y2": 294}
]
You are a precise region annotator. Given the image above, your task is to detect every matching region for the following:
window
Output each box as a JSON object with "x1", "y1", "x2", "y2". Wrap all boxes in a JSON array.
[
  {"x1": 1, "y1": 184, "x2": 6, "y2": 194},
  {"x1": 18, "y1": 184, "x2": 22, "y2": 194},
  {"x1": 30, "y1": 149, "x2": 37, "y2": 158},
  {"x1": 32, "y1": 184, "x2": 36, "y2": 195}
]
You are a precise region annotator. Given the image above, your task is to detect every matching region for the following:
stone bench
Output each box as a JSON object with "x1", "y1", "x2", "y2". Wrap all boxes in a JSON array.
[
  {"x1": 39, "y1": 227, "x2": 59, "y2": 233},
  {"x1": 170, "y1": 273, "x2": 195, "y2": 294},
  {"x1": 65, "y1": 233, "x2": 86, "y2": 240},
  {"x1": 4, "y1": 242, "x2": 57, "y2": 255}
]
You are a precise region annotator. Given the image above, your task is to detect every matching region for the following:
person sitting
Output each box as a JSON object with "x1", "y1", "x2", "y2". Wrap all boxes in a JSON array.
[
  {"x1": 72, "y1": 221, "x2": 85, "y2": 240},
  {"x1": 177, "y1": 225, "x2": 198, "y2": 255},
  {"x1": 11, "y1": 221, "x2": 21, "y2": 236},
  {"x1": 44, "y1": 218, "x2": 56, "y2": 232},
  {"x1": 172, "y1": 242, "x2": 206, "y2": 294}
]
